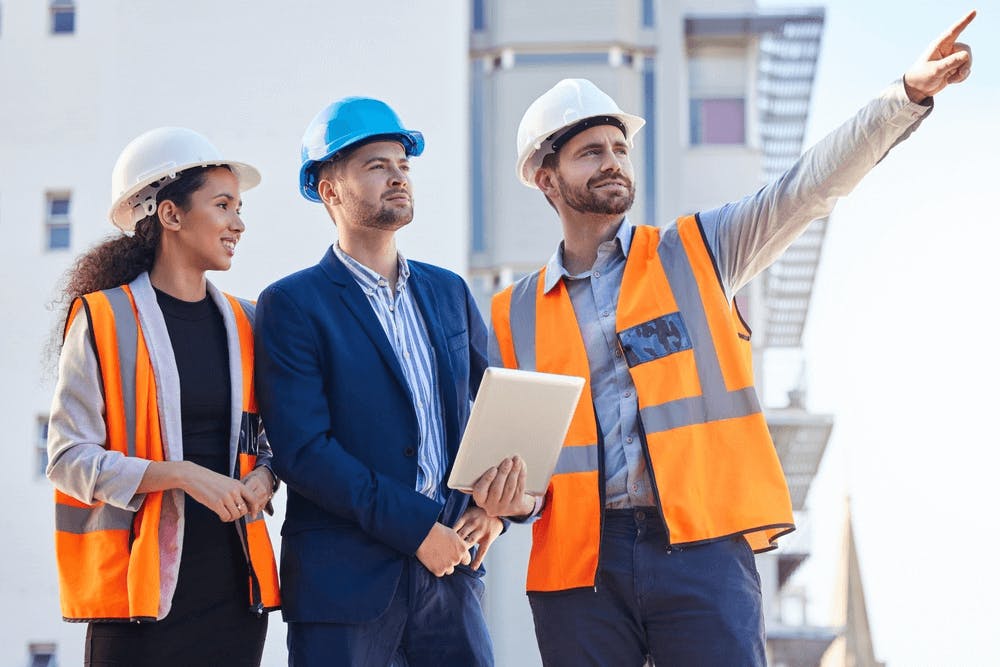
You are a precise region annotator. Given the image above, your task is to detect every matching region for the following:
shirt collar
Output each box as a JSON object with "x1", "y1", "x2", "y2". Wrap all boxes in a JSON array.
[
  {"x1": 542, "y1": 216, "x2": 635, "y2": 294},
  {"x1": 333, "y1": 241, "x2": 410, "y2": 292}
]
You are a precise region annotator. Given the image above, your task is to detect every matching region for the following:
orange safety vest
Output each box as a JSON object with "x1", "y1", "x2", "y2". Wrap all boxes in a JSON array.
[
  {"x1": 54, "y1": 284, "x2": 280, "y2": 621},
  {"x1": 492, "y1": 217, "x2": 794, "y2": 593}
]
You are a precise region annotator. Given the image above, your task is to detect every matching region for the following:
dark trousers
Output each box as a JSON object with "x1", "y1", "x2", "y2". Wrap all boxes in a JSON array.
[
  {"x1": 528, "y1": 508, "x2": 765, "y2": 667},
  {"x1": 287, "y1": 558, "x2": 493, "y2": 667}
]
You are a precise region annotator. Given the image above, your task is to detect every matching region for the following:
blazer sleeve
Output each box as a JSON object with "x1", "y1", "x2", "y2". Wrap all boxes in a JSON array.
[{"x1": 254, "y1": 283, "x2": 441, "y2": 556}]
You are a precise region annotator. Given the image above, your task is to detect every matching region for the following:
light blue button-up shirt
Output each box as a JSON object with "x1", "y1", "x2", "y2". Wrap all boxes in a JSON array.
[
  {"x1": 333, "y1": 243, "x2": 448, "y2": 503},
  {"x1": 543, "y1": 218, "x2": 655, "y2": 508}
]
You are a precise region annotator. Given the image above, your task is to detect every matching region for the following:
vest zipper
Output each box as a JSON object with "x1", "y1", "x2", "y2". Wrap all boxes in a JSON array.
[{"x1": 637, "y1": 420, "x2": 672, "y2": 550}]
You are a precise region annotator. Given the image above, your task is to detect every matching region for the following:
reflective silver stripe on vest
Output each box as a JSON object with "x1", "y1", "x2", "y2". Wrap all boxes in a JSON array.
[
  {"x1": 640, "y1": 387, "x2": 760, "y2": 433},
  {"x1": 638, "y1": 227, "x2": 761, "y2": 430},
  {"x1": 55, "y1": 503, "x2": 134, "y2": 534},
  {"x1": 508, "y1": 273, "x2": 539, "y2": 371},
  {"x1": 235, "y1": 297, "x2": 255, "y2": 328},
  {"x1": 102, "y1": 287, "x2": 138, "y2": 458},
  {"x1": 553, "y1": 443, "x2": 600, "y2": 475},
  {"x1": 487, "y1": 329, "x2": 503, "y2": 368}
]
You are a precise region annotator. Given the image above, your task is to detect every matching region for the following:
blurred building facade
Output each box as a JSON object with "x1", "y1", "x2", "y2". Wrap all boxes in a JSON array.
[{"x1": 2, "y1": 1, "x2": 875, "y2": 666}]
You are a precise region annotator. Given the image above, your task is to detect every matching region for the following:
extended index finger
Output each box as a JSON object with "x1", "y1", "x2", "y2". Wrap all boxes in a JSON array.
[{"x1": 941, "y1": 10, "x2": 976, "y2": 47}]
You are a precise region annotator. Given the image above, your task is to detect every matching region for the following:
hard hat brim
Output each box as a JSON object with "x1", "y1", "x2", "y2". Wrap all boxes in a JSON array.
[
  {"x1": 299, "y1": 130, "x2": 424, "y2": 203},
  {"x1": 109, "y1": 159, "x2": 261, "y2": 232}
]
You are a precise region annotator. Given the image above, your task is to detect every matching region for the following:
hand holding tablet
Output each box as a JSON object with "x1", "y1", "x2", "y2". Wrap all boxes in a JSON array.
[{"x1": 447, "y1": 367, "x2": 585, "y2": 515}]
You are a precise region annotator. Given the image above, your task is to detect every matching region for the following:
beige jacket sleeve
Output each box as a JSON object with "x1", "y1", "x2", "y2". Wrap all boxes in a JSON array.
[{"x1": 46, "y1": 313, "x2": 150, "y2": 510}]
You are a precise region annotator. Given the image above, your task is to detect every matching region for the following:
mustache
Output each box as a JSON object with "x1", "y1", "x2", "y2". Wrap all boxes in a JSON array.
[
  {"x1": 383, "y1": 188, "x2": 410, "y2": 199},
  {"x1": 588, "y1": 175, "x2": 632, "y2": 189}
]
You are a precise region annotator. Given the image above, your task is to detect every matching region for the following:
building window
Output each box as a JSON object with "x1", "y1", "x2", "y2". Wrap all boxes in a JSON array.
[
  {"x1": 690, "y1": 98, "x2": 746, "y2": 145},
  {"x1": 28, "y1": 642, "x2": 57, "y2": 667},
  {"x1": 470, "y1": 58, "x2": 486, "y2": 253},
  {"x1": 642, "y1": 57, "x2": 657, "y2": 226},
  {"x1": 45, "y1": 192, "x2": 71, "y2": 250},
  {"x1": 642, "y1": 0, "x2": 655, "y2": 28},
  {"x1": 688, "y1": 49, "x2": 748, "y2": 146},
  {"x1": 36, "y1": 416, "x2": 50, "y2": 478},
  {"x1": 50, "y1": 0, "x2": 75, "y2": 35},
  {"x1": 471, "y1": 0, "x2": 485, "y2": 31}
]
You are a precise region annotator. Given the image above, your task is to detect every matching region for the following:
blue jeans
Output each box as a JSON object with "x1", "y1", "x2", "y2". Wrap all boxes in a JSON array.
[
  {"x1": 528, "y1": 508, "x2": 765, "y2": 666},
  {"x1": 287, "y1": 558, "x2": 493, "y2": 667}
]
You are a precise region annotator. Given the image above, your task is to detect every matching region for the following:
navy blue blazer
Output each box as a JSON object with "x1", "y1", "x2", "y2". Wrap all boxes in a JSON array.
[{"x1": 255, "y1": 247, "x2": 489, "y2": 623}]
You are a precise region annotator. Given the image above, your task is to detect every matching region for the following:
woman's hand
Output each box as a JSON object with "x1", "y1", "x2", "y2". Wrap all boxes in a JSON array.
[{"x1": 179, "y1": 462, "x2": 256, "y2": 522}]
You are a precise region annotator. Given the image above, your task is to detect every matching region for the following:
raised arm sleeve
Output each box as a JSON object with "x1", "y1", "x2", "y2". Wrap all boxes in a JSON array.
[{"x1": 698, "y1": 80, "x2": 933, "y2": 298}]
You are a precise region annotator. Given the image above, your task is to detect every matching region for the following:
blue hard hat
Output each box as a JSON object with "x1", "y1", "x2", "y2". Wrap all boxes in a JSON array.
[{"x1": 299, "y1": 97, "x2": 425, "y2": 202}]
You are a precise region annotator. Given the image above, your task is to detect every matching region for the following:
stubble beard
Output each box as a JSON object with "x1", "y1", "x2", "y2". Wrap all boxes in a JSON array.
[
  {"x1": 557, "y1": 172, "x2": 635, "y2": 216},
  {"x1": 343, "y1": 187, "x2": 414, "y2": 231}
]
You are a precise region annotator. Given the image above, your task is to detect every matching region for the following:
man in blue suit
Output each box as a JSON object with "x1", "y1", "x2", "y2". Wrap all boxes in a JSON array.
[{"x1": 255, "y1": 97, "x2": 501, "y2": 667}]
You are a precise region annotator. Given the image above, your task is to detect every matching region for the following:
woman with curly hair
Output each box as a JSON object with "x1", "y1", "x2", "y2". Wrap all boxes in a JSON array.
[{"x1": 46, "y1": 127, "x2": 280, "y2": 666}]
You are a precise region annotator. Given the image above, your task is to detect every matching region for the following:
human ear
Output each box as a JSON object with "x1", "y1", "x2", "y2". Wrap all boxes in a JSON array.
[
  {"x1": 535, "y1": 168, "x2": 559, "y2": 200},
  {"x1": 317, "y1": 177, "x2": 340, "y2": 207},
  {"x1": 157, "y1": 200, "x2": 182, "y2": 230}
]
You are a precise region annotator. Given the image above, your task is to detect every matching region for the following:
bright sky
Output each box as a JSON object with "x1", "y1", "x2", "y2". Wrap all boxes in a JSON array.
[{"x1": 757, "y1": 1, "x2": 999, "y2": 664}]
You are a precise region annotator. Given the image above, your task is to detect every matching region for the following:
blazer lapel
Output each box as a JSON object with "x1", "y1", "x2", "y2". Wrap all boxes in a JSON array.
[{"x1": 319, "y1": 247, "x2": 408, "y2": 392}]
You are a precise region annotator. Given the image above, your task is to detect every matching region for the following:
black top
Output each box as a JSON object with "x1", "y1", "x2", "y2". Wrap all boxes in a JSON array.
[{"x1": 154, "y1": 288, "x2": 244, "y2": 609}]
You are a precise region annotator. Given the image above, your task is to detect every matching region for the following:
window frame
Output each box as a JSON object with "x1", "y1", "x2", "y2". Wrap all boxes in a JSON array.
[
  {"x1": 50, "y1": 0, "x2": 75, "y2": 35},
  {"x1": 45, "y1": 191, "x2": 72, "y2": 251}
]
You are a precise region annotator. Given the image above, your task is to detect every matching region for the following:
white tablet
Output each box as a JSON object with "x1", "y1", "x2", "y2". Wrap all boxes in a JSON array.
[{"x1": 447, "y1": 367, "x2": 585, "y2": 496}]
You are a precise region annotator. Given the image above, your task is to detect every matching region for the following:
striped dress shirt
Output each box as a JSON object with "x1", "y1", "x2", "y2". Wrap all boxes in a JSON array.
[{"x1": 333, "y1": 243, "x2": 447, "y2": 503}]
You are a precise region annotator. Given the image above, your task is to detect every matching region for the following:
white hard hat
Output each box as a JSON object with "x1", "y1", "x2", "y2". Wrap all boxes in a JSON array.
[
  {"x1": 109, "y1": 127, "x2": 261, "y2": 231},
  {"x1": 515, "y1": 78, "x2": 645, "y2": 189}
]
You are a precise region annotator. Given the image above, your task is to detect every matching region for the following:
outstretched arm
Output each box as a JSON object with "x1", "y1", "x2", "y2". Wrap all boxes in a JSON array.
[{"x1": 700, "y1": 10, "x2": 977, "y2": 296}]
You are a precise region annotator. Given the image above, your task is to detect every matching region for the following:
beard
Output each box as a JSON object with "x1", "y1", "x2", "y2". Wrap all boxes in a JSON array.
[
  {"x1": 341, "y1": 186, "x2": 414, "y2": 230},
  {"x1": 556, "y1": 171, "x2": 635, "y2": 216}
]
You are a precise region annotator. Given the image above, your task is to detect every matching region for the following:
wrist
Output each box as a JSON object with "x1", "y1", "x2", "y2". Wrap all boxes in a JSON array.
[
  {"x1": 902, "y1": 74, "x2": 929, "y2": 104},
  {"x1": 515, "y1": 493, "x2": 536, "y2": 517},
  {"x1": 252, "y1": 463, "x2": 279, "y2": 491}
]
